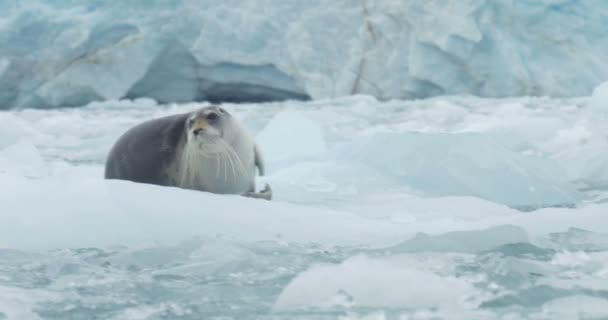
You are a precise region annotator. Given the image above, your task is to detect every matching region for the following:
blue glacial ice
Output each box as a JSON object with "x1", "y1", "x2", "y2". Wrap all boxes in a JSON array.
[
  {"x1": 2, "y1": 0, "x2": 608, "y2": 109},
  {"x1": 341, "y1": 131, "x2": 583, "y2": 210}
]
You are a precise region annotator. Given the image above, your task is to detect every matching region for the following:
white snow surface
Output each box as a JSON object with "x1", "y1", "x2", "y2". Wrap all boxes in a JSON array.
[
  {"x1": 1, "y1": 92, "x2": 608, "y2": 319},
  {"x1": 1, "y1": 93, "x2": 608, "y2": 250},
  {"x1": 1, "y1": 0, "x2": 608, "y2": 108}
]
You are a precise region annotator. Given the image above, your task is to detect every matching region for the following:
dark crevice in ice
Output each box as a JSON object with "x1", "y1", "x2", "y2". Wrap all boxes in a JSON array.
[{"x1": 125, "y1": 41, "x2": 310, "y2": 105}]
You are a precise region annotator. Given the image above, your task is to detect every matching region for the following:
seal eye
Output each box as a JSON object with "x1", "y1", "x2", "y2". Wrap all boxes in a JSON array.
[{"x1": 206, "y1": 112, "x2": 219, "y2": 122}]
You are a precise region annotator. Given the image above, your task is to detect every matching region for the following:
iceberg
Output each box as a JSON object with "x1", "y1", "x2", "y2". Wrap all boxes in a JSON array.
[
  {"x1": 340, "y1": 132, "x2": 583, "y2": 210},
  {"x1": 2, "y1": 0, "x2": 608, "y2": 109}
]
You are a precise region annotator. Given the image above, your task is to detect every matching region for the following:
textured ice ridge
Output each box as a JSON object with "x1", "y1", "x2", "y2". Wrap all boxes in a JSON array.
[{"x1": 1, "y1": 0, "x2": 608, "y2": 109}]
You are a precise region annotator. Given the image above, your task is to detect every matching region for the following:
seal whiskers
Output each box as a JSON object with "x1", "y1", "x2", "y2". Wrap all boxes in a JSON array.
[
  {"x1": 221, "y1": 147, "x2": 236, "y2": 184},
  {"x1": 220, "y1": 140, "x2": 243, "y2": 183},
  {"x1": 180, "y1": 138, "x2": 243, "y2": 188},
  {"x1": 220, "y1": 139, "x2": 247, "y2": 180}
]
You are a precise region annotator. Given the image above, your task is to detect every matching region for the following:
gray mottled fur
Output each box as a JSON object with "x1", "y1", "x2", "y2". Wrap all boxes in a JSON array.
[{"x1": 104, "y1": 106, "x2": 268, "y2": 198}]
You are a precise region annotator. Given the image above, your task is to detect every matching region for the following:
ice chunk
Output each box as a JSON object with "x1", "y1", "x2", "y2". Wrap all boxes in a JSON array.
[
  {"x1": 0, "y1": 113, "x2": 47, "y2": 177},
  {"x1": 273, "y1": 255, "x2": 479, "y2": 311},
  {"x1": 0, "y1": 177, "x2": 405, "y2": 251},
  {"x1": 256, "y1": 109, "x2": 327, "y2": 166},
  {"x1": 342, "y1": 132, "x2": 583, "y2": 210},
  {"x1": 589, "y1": 81, "x2": 608, "y2": 115},
  {"x1": 0, "y1": 286, "x2": 59, "y2": 320},
  {"x1": 0, "y1": 58, "x2": 8, "y2": 77},
  {"x1": 534, "y1": 295, "x2": 608, "y2": 320},
  {"x1": 263, "y1": 161, "x2": 398, "y2": 206},
  {"x1": 547, "y1": 228, "x2": 608, "y2": 252},
  {"x1": 537, "y1": 87, "x2": 608, "y2": 189},
  {"x1": 0, "y1": 113, "x2": 32, "y2": 148},
  {"x1": 389, "y1": 225, "x2": 529, "y2": 254},
  {"x1": 0, "y1": 141, "x2": 46, "y2": 177}
]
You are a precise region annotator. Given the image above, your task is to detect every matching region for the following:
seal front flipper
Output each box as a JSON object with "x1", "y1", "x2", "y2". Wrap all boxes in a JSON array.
[{"x1": 242, "y1": 184, "x2": 272, "y2": 201}]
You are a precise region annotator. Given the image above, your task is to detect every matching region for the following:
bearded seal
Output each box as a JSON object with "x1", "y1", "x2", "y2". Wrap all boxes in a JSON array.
[{"x1": 104, "y1": 105, "x2": 271, "y2": 200}]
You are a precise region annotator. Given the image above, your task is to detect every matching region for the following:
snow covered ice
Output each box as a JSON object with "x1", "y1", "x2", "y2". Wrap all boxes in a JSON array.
[
  {"x1": 4, "y1": 0, "x2": 608, "y2": 317},
  {"x1": 1, "y1": 89, "x2": 608, "y2": 319},
  {"x1": 2, "y1": 1, "x2": 608, "y2": 108}
]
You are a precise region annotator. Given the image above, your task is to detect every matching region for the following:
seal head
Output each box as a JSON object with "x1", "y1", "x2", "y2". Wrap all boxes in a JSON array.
[{"x1": 175, "y1": 106, "x2": 259, "y2": 194}]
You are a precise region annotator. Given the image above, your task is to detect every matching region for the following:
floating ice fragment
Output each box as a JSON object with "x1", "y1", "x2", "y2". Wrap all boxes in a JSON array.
[
  {"x1": 0, "y1": 58, "x2": 8, "y2": 78},
  {"x1": 342, "y1": 132, "x2": 583, "y2": 210},
  {"x1": 0, "y1": 178, "x2": 405, "y2": 251},
  {"x1": 547, "y1": 228, "x2": 608, "y2": 252},
  {"x1": 0, "y1": 286, "x2": 59, "y2": 320},
  {"x1": 273, "y1": 255, "x2": 478, "y2": 311},
  {"x1": 589, "y1": 81, "x2": 608, "y2": 115},
  {"x1": 0, "y1": 141, "x2": 46, "y2": 178},
  {"x1": 0, "y1": 114, "x2": 31, "y2": 149},
  {"x1": 535, "y1": 295, "x2": 608, "y2": 320},
  {"x1": 256, "y1": 109, "x2": 327, "y2": 165},
  {"x1": 388, "y1": 225, "x2": 529, "y2": 254}
]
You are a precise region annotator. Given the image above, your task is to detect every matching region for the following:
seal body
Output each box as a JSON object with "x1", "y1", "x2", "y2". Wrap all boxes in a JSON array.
[{"x1": 104, "y1": 106, "x2": 265, "y2": 196}]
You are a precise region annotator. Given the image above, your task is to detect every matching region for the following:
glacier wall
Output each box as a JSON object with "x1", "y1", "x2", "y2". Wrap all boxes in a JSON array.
[{"x1": 1, "y1": 0, "x2": 608, "y2": 109}]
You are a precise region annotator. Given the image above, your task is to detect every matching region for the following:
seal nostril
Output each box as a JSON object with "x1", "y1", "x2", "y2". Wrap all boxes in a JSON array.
[{"x1": 193, "y1": 128, "x2": 202, "y2": 135}]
